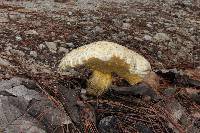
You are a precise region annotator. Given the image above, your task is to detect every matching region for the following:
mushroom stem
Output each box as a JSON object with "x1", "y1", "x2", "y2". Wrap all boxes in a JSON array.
[{"x1": 87, "y1": 70, "x2": 112, "y2": 96}]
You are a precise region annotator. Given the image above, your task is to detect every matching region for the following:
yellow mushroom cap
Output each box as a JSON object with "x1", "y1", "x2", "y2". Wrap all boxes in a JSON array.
[{"x1": 59, "y1": 41, "x2": 151, "y2": 83}]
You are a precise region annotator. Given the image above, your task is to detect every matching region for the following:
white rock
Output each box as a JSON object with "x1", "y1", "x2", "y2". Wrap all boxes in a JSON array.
[
  {"x1": 66, "y1": 42, "x2": 75, "y2": 48},
  {"x1": 143, "y1": 35, "x2": 152, "y2": 41},
  {"x1": 0, "y1": 17, "x2": 9, "y2": 23},
  {"x1": 81, "y1": 89, "x2": 87, "y2": 94},
  {"x1": 134, "y1": 37, "x2": 143, "y2": 42},
  {"x1": 30, "y1": 51, "x2": 37, "y2": 58},
  {"x1": 0, "y1": 58, "x2": 12, "y2": 67},
  {"x1": 153, "y1": 33, "x2": 170, "y2": 42},
  {"x1": 10, "y1": 49, "x2": 25, "y2": 56},
  {"x1": 58, "y1": 47, "x2": 69, "y2": 53},
  {"x1": 122, "y1": 23, "x2": 131, "y2": 30},
  {"x1": 15, "y1": 36, "x2": 22, "y2": 41},
  {"x1": 146, "y1": 23, "x2": 153, "y2": 28},
  {"x1": 68, "y1": 11, "x2": 73, "y2": 16},
  {"x1": 94, "y1": 26, "x2": 104, "y2": 33},
  {"x1": 5, "y1": 46, "x2": 12, "y2": 51},
  {"x1": 45, "y1": 42, "x2": 57, "y2": 53},
  {"x1": 24, "y1": 30, "x2": 38, "y2": 35},
  {"x1": 39, "y1": 44, "x2": 46, "y2": 49}
]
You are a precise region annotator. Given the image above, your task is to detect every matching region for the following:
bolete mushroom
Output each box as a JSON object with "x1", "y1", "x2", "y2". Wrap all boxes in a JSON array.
[{"x1": 59, "y1": 41, "x2": 151, "y2": 96}]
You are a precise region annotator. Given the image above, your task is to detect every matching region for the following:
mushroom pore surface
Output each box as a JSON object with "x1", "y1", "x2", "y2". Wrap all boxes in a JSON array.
[{"x1": 84, "y1": 56, "x2": 143, "y2": 85}]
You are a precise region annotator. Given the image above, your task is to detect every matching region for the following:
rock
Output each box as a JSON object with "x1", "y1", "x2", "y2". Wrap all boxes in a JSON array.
[
  {"x1": 146, "y1": 23, "x2": 153, "y2": 28},
  {"x1": 98, "y1": 116, "x2": 119, "y2": 133},
  {"x1": 68, "y1": 11, "x2": 73, "y2": 16},
  {"x1": 134, "y1": 37, "x2": 143, "y2": 42},
  {"x1": 0, "y1": 16, "x2": 9, "y2": 23},
  {"x1": 143, "y1": 35, "x2": 152, "y2": 41},
  {"x1": 58, "y1": 47, "x2": 69, "y2": 53},
  {"x1": 33, "y1": 21, "x2": 41, "y2": 27},
  {"x1": 66, "y1": 42, "x2": 75, "y2": 48},
  {"x1": 30, "y1": 51, "x2": 37, "y2": 58},
  {"x1": 0, "y1": 77, "x2": 72, "y2": 132},
  {"x1": 81, "y1": 89, "x2": 87, "y2": 94},
  {"x1": 94, "y1": 26, "x2": 104, "y2": 33},
  {"x1": 168, "y1": 41, "x2": 177, "y2": 50},
  {"x1": 157, "y1": 51, "x2": 162, "y2": 59},
  {"x1": 45, "y1": 42, "x2": 57, "y2": 53},
  {"x1": 24, "y1": 30, "x2": 38, "y2": 35},
  {"x1": 162, "y1": 87, "x2": 177, "y2": 96},
  {"x1": 153, "y1": 33, "x2": 170, "y2": 42},
  {"x1": 10, "y1": 49, "x2": 25, "y2": 56},
  {"x1": 15, "y1": 35, "x2": 22, "y2": 41},
  {"x1": 9, "y1": 12, "x2": 26, "y2": 20},
  {"x1": 5, "y1": 45, "x2": 12, "y2": 54},
  {"x1": 39, "y1": 44, "x2": 46, "y2": 50},
  {"x1": 0, "y1": 58, "x2": 12, "y2": 67},
  {"x1": 135, "y1": 122, "x2": 153, "y2": 133},
  {"x1": 122, "y1": 23, "x2": 131, "y2": 30}
]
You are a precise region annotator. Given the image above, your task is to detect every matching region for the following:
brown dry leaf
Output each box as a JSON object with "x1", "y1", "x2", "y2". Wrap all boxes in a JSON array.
[
  {"x1": 144, "y1": 71, "x2": 160, "y2": 92},
  {"x1": 192, "y1": 112, "x2": 200, "y2": 118},
  {"x1": 185, "y1": 88, "x2": 200, "y2": 95},
  {"x1": 184, "y1": 68, "x2": 200, "y2": 81}
]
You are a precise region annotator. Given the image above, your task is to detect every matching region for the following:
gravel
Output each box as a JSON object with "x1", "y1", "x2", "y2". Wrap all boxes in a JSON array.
[{"x1": 45, "y1": 42, "x2": 57, "y2": 53}]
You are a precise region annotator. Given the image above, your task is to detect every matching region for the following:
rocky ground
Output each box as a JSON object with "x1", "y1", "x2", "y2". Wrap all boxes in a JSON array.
[{"x1": 0, "y1": 0, "x2": 200, "y2": 133}]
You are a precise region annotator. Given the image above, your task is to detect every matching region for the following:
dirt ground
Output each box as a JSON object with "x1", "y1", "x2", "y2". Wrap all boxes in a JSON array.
[{"x1": 0, "y1": 0, "x2": 200, "y2": 133}]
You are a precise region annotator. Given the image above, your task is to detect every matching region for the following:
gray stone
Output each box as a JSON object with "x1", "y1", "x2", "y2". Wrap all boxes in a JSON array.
[
  {"x1": 30, "y1": 51, "x2": 37, "y2": 58},
  {"x1": 45, "y1": 42, "x2": 57, "y2": 53},
  {"x1": 24, "y1": 30, "x2": 38, "y2": 35},
  {"x1": 39, "y1": 44, "x2": 46, "y2": 50},
  {"x1": 143, "y1": 35, "x2": 152, "y2": 41},
  {"x1": 146, "y1": 22, "x2": 153, "y2": 28},
  {"x1": 162, "y1": 87, "x2": 177, "y2": 96},
  {"x1": 68, "y1": 11, "x2": 73, "y2": 16},
  {"x1": 0, "y1": 77, "x2": 72, "y2": 132},
  {"x1": 0, "y1": 58, "x2": 12, "y2": 67},
  {"x1": 10, "y1": 49, "x2": 25, "y2": 56},
  {"x1": 5, "y1": 46, "x2": 12, "y2": 52},
  {"x1": 153, "y1": 33, "x2": 170, "y2": 42},
  {"x1": 94, "y1": 26, "x2": 104, "y2": 33},
  {"x1": 168, "y1": 41, "x2": 177, "y2": 49},
  {"x1": 0, "y1": 16, "x2": 9, "y2": 23},
  {"x1": 134, "y1": 37, "x2": 143, "y2": 42},
  {"x1": 15, "y1": 36, "x2": 22, "y2": 41},
  {"x1": 58, "y1": 47, "x2": 69, "y2": 53},
  {"x1": 157, "y1": 51, "x2": 162, "y2": 59},
  {"x1": 66, "y1": 42, "x2": 75, "y2": 48},
  {"x1": 9, "y1": 12, "x2": 26, "y2": 20},
  {"x1": 122, "y1": 23, "x2": 131, "y2": 30},
  {"x1": 81, "y1": 89, "x2": 87, "y2": 94}
]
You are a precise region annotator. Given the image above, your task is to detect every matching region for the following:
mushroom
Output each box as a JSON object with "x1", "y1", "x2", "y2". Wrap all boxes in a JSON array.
[{"x1": 59, "y1": 41, "x2": 151, "y2": 96}]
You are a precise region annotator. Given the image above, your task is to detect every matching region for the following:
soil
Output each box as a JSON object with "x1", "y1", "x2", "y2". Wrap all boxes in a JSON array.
[{"x1": 0, "y1": 0, "x2": 200, "y2": 133}]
